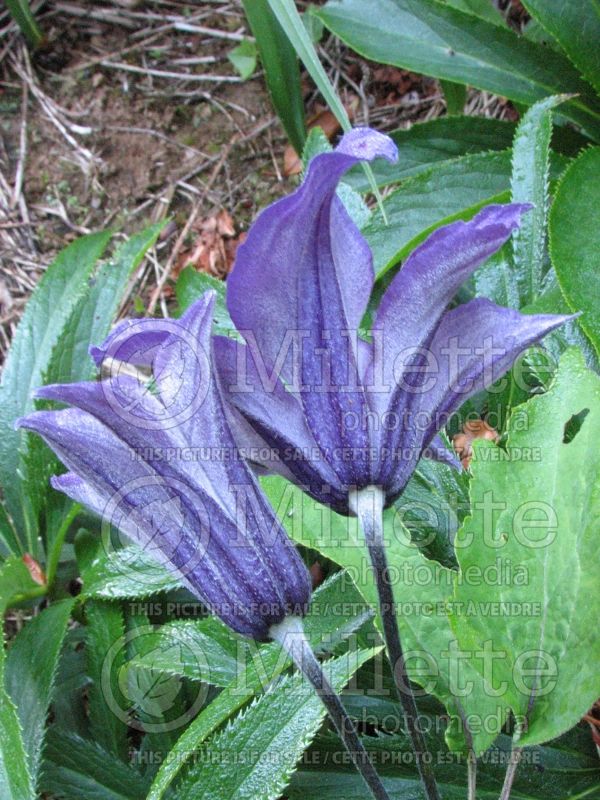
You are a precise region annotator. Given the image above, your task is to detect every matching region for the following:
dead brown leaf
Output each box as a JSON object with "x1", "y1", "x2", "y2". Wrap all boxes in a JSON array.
[
  {"x1": 174, "y1": 209, "x2": 244, "y2": 279},
  {"x1": 453, "y1": 420, "x2": 500, "y2": 469}
]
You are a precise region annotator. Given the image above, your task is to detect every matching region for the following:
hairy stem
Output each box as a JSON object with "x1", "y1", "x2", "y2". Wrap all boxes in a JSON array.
[
  {"x1": 499, "y1": 746, "x2": 523, "y2": 800},
  {"x1": 271, "y1": 615, "x2": 391, "y2": 800},
  {"x1": 349, "y1": 486, "x2": 441, "y2": 800},
  {"x1": 468, "y1": 751, "x2": 477, "y2": 800}
]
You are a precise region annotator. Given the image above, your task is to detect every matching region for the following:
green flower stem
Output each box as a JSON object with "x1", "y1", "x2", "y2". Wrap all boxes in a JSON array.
[
  {"x1": 45, "y1": 503, "x2": 81, "y2": 589},
  {"x1": 271, "y1": 615, "x2": 392, "y2": 800},
  {"x1": 349, "y1": 486, "x2": 441, "y2": 800}
]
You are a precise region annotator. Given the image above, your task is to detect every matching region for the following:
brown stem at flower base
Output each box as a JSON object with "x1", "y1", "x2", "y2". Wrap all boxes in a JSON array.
[
  {"x1": 271, "y1": 615, "x2": 392, "y2": 800},
  {"x1": 349, "y1": 486, "x2": 441, "y2": 800}
]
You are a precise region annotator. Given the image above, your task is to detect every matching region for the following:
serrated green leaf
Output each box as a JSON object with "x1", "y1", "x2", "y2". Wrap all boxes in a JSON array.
[
  {"x1": 0, "y1": 686, "x2": 34, "y2": 800},
  {"x1": 85, "y1": 600, "x2": 129, "y2": 761},
  {"x1": 130, "y1": 616, "x2": 247, "y2": 687},
  {"x1": 261, "y1": 475, "x2": 502, "y2": 755},
  {"x1": 301, "y1": 126, "x2": 332, "y2": 168},
  {"x1": 550, "y1": 147, "x2": 600, "y2": 358},
  {"x1": 41, "y1": 728, "x2": 149, "y2": 800},
  {"x1": 451, "y1": 349, "x2": 600, "y2": 746},
  {"x1": 318, "y1": 0, "x2": 600, "y2": 136},
  {"x1": 146, "y1": 575, "x2": 376, "y2": 800},
  {"x1": 82, "y1": 546, "x2": 184, "y2": 600},
  {"x1": 130, "y1": 571, "x2": 374, "y2": 687},
  {"x1": 521, "y1": 0, "x2": 600, "y2": 96},
  {"x1": 45, "y1": 224, "x2": 164, "y2": 387},
  {"x1": 175, "y1": 648, "x2": 378, "y2": 800},
  {"x1": 345, "y1": 116, "x2": 585, "y2": 193},
  {"x1": 228, "y1": 39, "x2": 258, "y2": 80},
  {"x1": 4, "y1": 599, "x2": 74, "y2": 788},
  {"x1": 510, "y1": 95, "x2": 567, "y2": 305},
  {"x1": 242, "y1": 0, "x2": 306, "y2": 154},
  {"x1": 0, "y1": 231, "x2": 111, "y2": 551}
]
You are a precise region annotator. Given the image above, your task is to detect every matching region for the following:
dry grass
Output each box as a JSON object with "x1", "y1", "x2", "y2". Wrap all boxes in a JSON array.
[{"x1": 0, "y1": 0, "x2": 519, "y2": 365}]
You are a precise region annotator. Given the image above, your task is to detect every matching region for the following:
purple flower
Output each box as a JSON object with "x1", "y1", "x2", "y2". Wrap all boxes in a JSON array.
[
  {"x1": 217, "y1": 128, "x2": 570, "y2": 514},
  {"x1": 17, "y1": 293, "x2": 311, "y2": 641}
]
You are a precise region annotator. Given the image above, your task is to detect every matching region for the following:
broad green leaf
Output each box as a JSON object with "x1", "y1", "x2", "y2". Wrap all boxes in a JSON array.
[
  {"x1": 473, "y1": 245, "x2": 519, "y2": 308},
  {"x1": 523, "y1": 280, "x2": 600, "y2": 374},
  {"x1": 175, "y1": 268, "x2": 236, "y2": 337},
  {"x1": 41, "y1": 728, "x2": 149, "y2": 800},
  {"x1": 521, "y1": 0, "x2": 600, "y2": 96},
  {"x1": 365, "y1": 150, "x2": 513, "y2": 279},
  {"x1": 242, "y1": 0, "x2": 306, "y2": 154},
  {"x1": 347, "y1": 116, "x2": 515, "y2": 191},
  {"x1": 261, "y1": 476, "x2": 503, "y2": 755},
  {"x1": 345, "y1": 117, "x2": 584, "y2": 192},
  {"x1": 4, "y1": 599, "x2": 74, "y2": 787},
  {"x1": 0, "y1": 231, "x2": 111, "y2": 550},
  {"x1": 510, "y1": 95, "x2": 566, "y2": 305},
  {"x1": 288, "y1": 729, "x2": 600, "y2": 798},
  {"x1": 146, "y1": 575, "x2": 376, "y2": 800},
  {"x1": 366, "y1": 149, "x2": 569, "y2": 294},
  {"x1": 5, "y1": 0, "x2": 43, "y2": 47},
  {"x1": 318, "y1": 0, "x2": 600, "y2": 136},
  {"x1": 85, "y1": 600, "x2": 129, "y2": 761},
  {"x1": 175, "y1": 648, "x2": 378, "y2": 800},
  {"x1": 228, "y1": 39, "x2": 258, "y2": 80},
  {"x1": 550, "y1": 147, "x2": 600, "y2": 358},
  {"x1": 451, "y1": 349, "x2": 600, "y2": 746},
  {"x1": 443, "y1": 0, "x2": 504, "y2": 26},
  {"x1": 50, "y1": 631, "x2": 90, "y2": 738},
  {"x1": 439, "y1": 79, "x2": 466, "y2": 114},
  {"x1": 82, "y1": 545, "x2": 184, "y2": 600}
]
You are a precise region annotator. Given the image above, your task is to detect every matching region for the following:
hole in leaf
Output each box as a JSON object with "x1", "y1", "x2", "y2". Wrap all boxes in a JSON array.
[{"x1": 562, "y1": 408, "x2": 590, "y2": 444}]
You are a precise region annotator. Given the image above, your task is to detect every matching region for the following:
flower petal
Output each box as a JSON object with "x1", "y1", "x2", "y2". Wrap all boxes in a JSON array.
[
  {"x1": 372, "y1": 204, "x2": 532, "y2": 419},
  {"x1": 380, "y1": 298, "x2": 572, "y2": 498},
  {"x1": 227, "y1": 129, "x2": 396, "y2": 489}
]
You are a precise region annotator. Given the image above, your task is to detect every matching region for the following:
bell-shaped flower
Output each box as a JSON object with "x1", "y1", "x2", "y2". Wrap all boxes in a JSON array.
[
  {"x1": 216, "y1": 128, "x2": 571, "y2": 514},
  {"x1": 17, "y1": 292, "x2": 311, "y2": 641}
]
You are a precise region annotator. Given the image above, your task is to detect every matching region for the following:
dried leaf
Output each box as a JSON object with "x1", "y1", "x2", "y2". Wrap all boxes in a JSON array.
[{"x1": 452, "y1": 419, "x2": 500, "y2": 468}]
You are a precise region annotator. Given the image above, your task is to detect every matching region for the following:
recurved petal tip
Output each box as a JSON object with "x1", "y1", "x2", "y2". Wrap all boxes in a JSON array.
[{"x1": 336, "y1": 127, "x2": 398, "y2": 163}]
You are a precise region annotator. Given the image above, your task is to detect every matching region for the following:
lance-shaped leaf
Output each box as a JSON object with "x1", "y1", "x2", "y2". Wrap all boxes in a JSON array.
[
  {"x1": 175, "y1": 648, "x2": 378, "y2": 800},
  {"x1": 451, "y1": 348, "x2": 600, "y2": 746},
  {"x1": 551, "y1": 147, "x2": 600, "y2": 359},
  {"x1": 510, "y1": 95, "x2": 566, "y2": 306}
]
